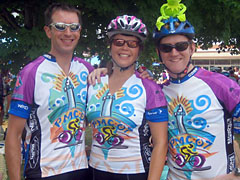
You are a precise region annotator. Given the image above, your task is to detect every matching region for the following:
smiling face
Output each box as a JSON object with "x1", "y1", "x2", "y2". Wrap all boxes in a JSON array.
[
  {"x1": 110, "y1": 34, "x2": 140, "y2": 71},
  {"x1": 158, "y1": 34, "x2": 195, "y2": 78},
  {"x1": 44, "y1": 10, "x2": 81, "y2": 57}
]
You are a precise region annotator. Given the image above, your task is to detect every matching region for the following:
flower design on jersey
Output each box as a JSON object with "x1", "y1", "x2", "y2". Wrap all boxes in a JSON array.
[
  {"x1": 87, "y1": 83, "x2": 143, "y2": 159},
  {"x1": 166, "y1": 94, "x2": 217, "y2": 179},
  {"x1": 15, "y1": 75, "x2": 23, "y2": 90},
  {"x1": 41, "y1": 69, "x2": 88, "y2": 157}
]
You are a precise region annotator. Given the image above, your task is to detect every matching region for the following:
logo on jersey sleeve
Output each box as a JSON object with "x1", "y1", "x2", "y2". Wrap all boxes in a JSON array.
[{"x1": 15, "y1": 75, "x2": 23, "y2": 89}]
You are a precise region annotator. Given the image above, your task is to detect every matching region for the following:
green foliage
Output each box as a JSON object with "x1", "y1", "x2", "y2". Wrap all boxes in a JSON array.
[{"x1": 1, "y1": 0, "x2": 240, "y2": 74}]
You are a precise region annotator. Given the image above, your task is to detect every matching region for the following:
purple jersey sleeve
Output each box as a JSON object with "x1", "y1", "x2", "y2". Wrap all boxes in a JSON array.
[
  {"x1": 195, "y1": 68, "x2": 240, "y2": 114},
  {"x1": 9, "y1": 56, "x2": 45, "y2": 119},
  {"x1": 136, "y1": 72, "x2": 168, "y2": 122}
]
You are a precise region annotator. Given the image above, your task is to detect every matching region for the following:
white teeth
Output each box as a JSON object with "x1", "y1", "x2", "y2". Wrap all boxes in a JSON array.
[
  {"x1": 119, "y1": 54, "x2": 129, "y2": 57},
  {"x1": 62, "y1": 39, "x2": 73, "y2": 42}
]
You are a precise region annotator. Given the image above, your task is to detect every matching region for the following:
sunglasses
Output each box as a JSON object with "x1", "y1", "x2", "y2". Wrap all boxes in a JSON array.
[
  {"x1": 158, "y1": 41, "x2": 191, "y2": 53},
  {"x1": 112, "y1": 39, "x2": 140, "y2": 48},
  {"x1": 49, "y1": 22, "x2": 81, "y2": 32}
]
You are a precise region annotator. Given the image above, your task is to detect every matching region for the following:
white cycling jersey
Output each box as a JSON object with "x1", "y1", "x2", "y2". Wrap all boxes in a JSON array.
[
  {"x1": 86, "y1": 72, "x2": 168, "y2": 174},
  {"x1": 162, "y1": 67, "x2": 240, "y2": 180},
  {"x1": 9, "y1": 54, "x2": 94, "y2": 178}
]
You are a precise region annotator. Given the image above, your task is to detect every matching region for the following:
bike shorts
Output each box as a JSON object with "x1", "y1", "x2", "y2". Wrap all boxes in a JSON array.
[
  {"x1": 25, "y1": 168, "x2": 89, "y2": 180},
  {"x1": 89, "y1": 166, "x2": 148, "y2": 180}
]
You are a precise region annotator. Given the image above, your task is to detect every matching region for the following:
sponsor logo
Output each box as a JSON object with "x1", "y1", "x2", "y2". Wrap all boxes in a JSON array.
[
  {"x1": 227, "y1": 118, "x2": 233, "y2": 145},
  {"x1": 228, "y1": 153, "x2": 235, "y2": 172},
  {"x1": 18, "y1": 104, "x2": 28, "y2": 110},
  {"x1": 29, "y1": 136, "x2": 39, "y2": 168}
]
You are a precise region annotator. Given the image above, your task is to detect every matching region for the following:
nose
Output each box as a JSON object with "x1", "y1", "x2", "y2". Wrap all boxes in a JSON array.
[
  {"x1": 64, "y1": 27, "x2": 72, "y2": 35},
  {"x1": 122, "y1": 42, "x2": 129, "y2": 49},
  {"x1": 170, "y1": 47, "x2": 179, "y2": 55}
]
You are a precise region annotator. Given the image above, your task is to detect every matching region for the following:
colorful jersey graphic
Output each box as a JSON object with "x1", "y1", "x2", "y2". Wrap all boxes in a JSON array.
[
  {"x1": 86, "y1": 72, "x2": 168, "y2": 174},
  {"x1": 163, "y1": 67, "x2": 240, "y2": 180},
  {"x1": 9, "y1": 54, "x2": 94, "y2": 178}
]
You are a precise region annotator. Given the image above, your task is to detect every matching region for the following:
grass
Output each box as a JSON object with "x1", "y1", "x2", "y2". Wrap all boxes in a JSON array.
[{"x1": 235, "y1": 134, "x2": 240, "y2": 144}]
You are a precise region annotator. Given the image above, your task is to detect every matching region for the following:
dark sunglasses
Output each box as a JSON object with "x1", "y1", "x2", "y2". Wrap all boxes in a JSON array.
[
  {"x1": 112, "y1": 39, "x2": 140, "y2": 48},
  {"x1": 158, "y1": 41, "x2": 191, "y2": 53},
  {"x1": 49, "y1": 22, "x2": 81, "y2": 32}
]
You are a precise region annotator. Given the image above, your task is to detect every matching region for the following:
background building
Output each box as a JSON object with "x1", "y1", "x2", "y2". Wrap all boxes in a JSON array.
[{"x1": 192, "y1": 46, "x2": 240, "y2": 71}]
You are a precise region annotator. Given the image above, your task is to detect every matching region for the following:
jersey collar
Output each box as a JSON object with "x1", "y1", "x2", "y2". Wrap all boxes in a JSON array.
[
  {"x1": 43, "y1": 53, "x2": 74, "y2": 62},
  {"x1": 170, "y1": 66, "x2": 199, "y2": 84}
]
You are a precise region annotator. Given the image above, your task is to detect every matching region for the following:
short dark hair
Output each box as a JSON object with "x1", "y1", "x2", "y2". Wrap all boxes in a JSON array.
[{"x1": 44, "y1": 3, "x2": 82, "y2": 26}]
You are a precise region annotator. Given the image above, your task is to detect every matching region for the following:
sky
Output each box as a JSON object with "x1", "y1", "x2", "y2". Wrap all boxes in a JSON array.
[{"x1": 90, "y1": 56, "x2": 100, "y2": 65}]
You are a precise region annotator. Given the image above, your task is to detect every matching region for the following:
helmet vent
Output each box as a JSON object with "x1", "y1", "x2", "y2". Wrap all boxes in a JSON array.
[
  {"x1": 164, "y1": 23, "x2": 170, "y2": 30},
  {"x1": 184, "y1": 23, "x2": 190, "y2": 29},
  {"x1": 174, "y1": 22, "x2": 180, "y2": 29},
  {"x1": 119, "y1": 20, "x2": 125, "y2": 28},
  {"x1": 132, "y1": 22, "x2": 138, "y2": 29}
]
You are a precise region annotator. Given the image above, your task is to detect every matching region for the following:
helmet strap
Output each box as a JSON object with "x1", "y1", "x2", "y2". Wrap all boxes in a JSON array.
[
  {"x1": 164, "y1": 59, "x2": 191, "y2": 77},
  {"x1": 111, "y1": 58, "x2": 137, "y2": 72}
]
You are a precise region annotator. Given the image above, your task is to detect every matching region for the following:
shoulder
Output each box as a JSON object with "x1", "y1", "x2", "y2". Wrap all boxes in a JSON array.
[
  {"x1": 195, "y1": 68, "x2": 240, "y2": 111},
  {"x1": 135, "y1": 71, "x2": 163, "y2": 89},
  {"x1": 135, "y1": 71, "x2": 166, "y2": 98},
  {"x1": 19, "y1": 56, "x2": 45, "y2": 76},
  {"x1": 73, "y1": 57, "x2": 94, "y2": 73},
  {"x1": 195, "y1": 68, "x2": 238, "y2": 88}
]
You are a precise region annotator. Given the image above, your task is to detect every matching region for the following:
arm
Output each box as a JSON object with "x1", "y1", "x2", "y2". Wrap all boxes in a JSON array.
[
  {"x1": 147, "y1": 121, "x2": 168, "y2": 180},
  {"x1": 234, "y1": 139, "x2": 240, "y2": 168},
  {"x1": 87, "y1": 66, "x2": 153, "y2": 86},
  {"x1": 137, "y1": 66, "x2": 154, "y2": 80},
  {"x1": 88, "y1": 68, "x2": 107, "y2": 86},
  {"x1": 5, "y1": 114, "x2": 26, "y2": 180}
]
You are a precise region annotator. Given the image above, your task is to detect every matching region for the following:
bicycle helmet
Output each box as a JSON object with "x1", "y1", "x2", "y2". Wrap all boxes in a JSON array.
[
  {"x1": 107, "y1": 15, "x2": 148, "y2": 42},
  {"x1": 153, "y1": 16, "x2": 195, "y2": 41},
  {"x1": 107, "y1": 15, "x2": 148, "y2": 72},
  {"x1": 153, "y1": 17, "x2": 195, "y2": 79}
]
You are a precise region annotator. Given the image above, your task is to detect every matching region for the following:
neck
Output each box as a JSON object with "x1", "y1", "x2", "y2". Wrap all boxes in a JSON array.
[
  {"x1": 112, "y1": 65, "x2": 135, "y2": 76},
  {"x1": 49, "y1": 51, "x2": 73, "y2": 75},
  {"x1": 169, "y1": 64, "x2": 195, "y2": 79},
  {"x1": 108, "y1": 65, "x2": 135, "y2": 95}
]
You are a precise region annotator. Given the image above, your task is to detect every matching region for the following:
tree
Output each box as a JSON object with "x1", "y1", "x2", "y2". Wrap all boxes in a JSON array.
[{"x1": 1, "y1": 0, "x2": 240, "y2": 76}]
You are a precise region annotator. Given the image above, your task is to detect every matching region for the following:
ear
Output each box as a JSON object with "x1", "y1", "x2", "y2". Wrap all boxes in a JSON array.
[
  {"x1": 108, "y1": 47, "x2": 112, "y2": 56},
  {"x1": 156, "y1": 47, "x2": 163, "y2": 63},
  {"x1": 190, "y1": 42, "x2": 196, "y2": 56},
  {"x1": 44, "y1": 25, "x2": 52, "y2": 39},
  {"x1": 156, "y1": 47, "x2": 159, "y2": 56}
]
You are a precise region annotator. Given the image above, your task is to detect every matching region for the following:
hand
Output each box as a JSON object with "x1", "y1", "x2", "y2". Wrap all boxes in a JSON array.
[
  {"x1": 138, "y1": 66, "x2": 154, "y2": 80},
  {"x1": 88, "y1": 68, "x2": 107, "y2": 86}
]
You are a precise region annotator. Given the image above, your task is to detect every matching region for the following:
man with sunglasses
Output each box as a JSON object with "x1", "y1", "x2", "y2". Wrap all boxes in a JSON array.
[
  {"x1": 153, "y1": 7, "x2": 240, "y2": 180},
  {"x1": 5, "y1": 3, "x2": 94, "y2": 180}
]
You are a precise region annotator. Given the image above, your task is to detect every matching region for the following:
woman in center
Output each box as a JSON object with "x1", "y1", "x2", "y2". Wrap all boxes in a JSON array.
[{"x1": 86, "y1": 15, "x2": 168, "y2": 180}]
